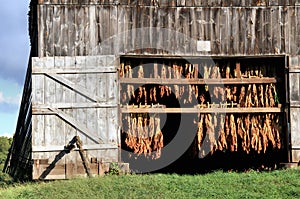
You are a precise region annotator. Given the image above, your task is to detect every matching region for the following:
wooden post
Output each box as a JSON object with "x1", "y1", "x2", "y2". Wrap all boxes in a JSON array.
[
  {"x1": 154, "y1": 62, "x2": 158, "y2": 78},
  {"x1": 75, "y1": 136, "x2": 92, "y2": 177},
  {"x1": 194, "y1": 64, "x2": 199, "y2": 79},
  {"x1": 236, "y1": 62, "x2": 241, "y2": 78}
]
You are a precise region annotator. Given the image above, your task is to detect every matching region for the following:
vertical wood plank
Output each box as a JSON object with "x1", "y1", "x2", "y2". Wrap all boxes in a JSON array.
[
  {"x1": 61, "y1": 6, "x2": 69, "y2": 56},
  {"x1": 289, "y1": 6, "x2": 300, "y2": 55},
  {"x1": 32, "y1": 115, "x2": 45, "y2": 148},
  {"x1": 162, "y1": 8, "x2": 170, "y2": 54},
  {"x1": 95, "y1": 6, "x2": 101, "y2": 55},
  {"x1": 288, "y1": 7, "x2": 295, "y2": 55},
  {"x1": 117, "y1": 7, "x2": 127, "y2": 54},
  {"x1": 174, "y1": 7, "x2": 182, "y2": 54},
  {"x1": 238, "y1": 8, "x2": 246, "y2": 54},
  {"x1": 54, "y1": 56, "x2": 65, "y2": 104},
  {"x1": 86, "y1": 107, "x2": 98, "y2": 145},
  {"x1": 54, "y1": 114, "x2": 65, "y2": 147},
  {"x1": 78, "y1": 57, "x2": 88, "y2": 143},
  {"x1": 195, "y1": 7, "x2": 204, "y2": 42},
  {"x1": 67, "y1": 5, "x2": 76, "y2": 56},
  {"x1": 265, "y1": 8, "x2": 272, "y2": 54},
  {"x1": 282, "y1": 6, "x2": 289, "y2": 54},
  {"x1": 213, "y1": 8, "x2": 221, "y2": 54},
  {"x1": 32, "y1": 58, "x2": 45, "y2": 105},
  {"x1": 63, "y1": 56, "x2": 76, "y2": 104},
  {"x1": 75, "y1": 5, "x2": 85, "y2": 56},
  {"x1": 143, "y1": 7, "x2": 151, "y2": 54},
  {"x1": 108, "y1": 108, "x2": 118, "y2": 142},
  {"x1": 44, "y1": 58, "x2": 55, "y2": 104},
  {"x1": 135, "y1": 6, "x2": 142, "y2": 54},
  {"x1": 110, "y1": 6, "x2": 118, "y2": 55},
  {"x1": 44, "y1": 115, "x2": 54, "y2": 148},
  {"x1": 100, "y1": 6, "x2": 111, "y2": 55},
  {"x1": 126, "y1": 6, "x2": 134, "y2": 53},
  {"x1": 85, "y1": 6, "x2": 91, "y2": 55},
  {"x1": 107, "y1": 71, "x2": 116, "y2": 104},
  {"x1": 38, "y1": 5, "x2": 45, "y2": 57},
  {"x1": 97, "y1": 108, "x2": 108, "y2": 143},
  {"x1": 182, "y1": 7, "x2": 190, "y2": 54},
  {"x1": 248, "y1": 9, "x2": 256, "y2": 54},
  {"x1": 190, "y1": 7, "x2": 197, "y2": 55},
  {"x1": 53, "y1": 6, "x2": 62, "y2": 56},
  {"x1": 296, "y1": 6, "x2": 300, "y2": 55},
  {"x1": 86, "y1": 57, "x2": 98, "y2": 145},
  {"x1": 271, "y1": 7, "x2": 281, "y2": 54},
  {"x1": 219, "y1": 7, "x2": 228, "y2": 54},
  {"x1": 260, "y1": 8, "x2": 267, "y2": 54},
  {"x1": 156, "y1": 8, "x2": 164, "y2": 54},
  {"x1": 232, "y1": 8, "x2": 239, "y2": 55},
  {"x1": 98, "y1": 72, "x2": 108, "y2": 101},
  {"x1": 149, "y1": 7, "x2": 157, "y2": 54},
  {"x1": 62, "y1": 57, "x2": 75, "y2": 159},
  {"x1": 290, "y1": 108, "x2": 300, "y2": 162},
  {"x1": 45, "y1": 5, "x2": 54, "y2": 56},
  {"x1": 210, "y1": 8, "x2": 218, "y2": 55},
  {"x1": 149, "y1": 6, "x2": 154, "y2": 54},
  {"x1": 279, "y1": 6, "x2": 285, "y2": 54},
  {"x1": 250, "y1": 8, "x2": 257, "y2": 54}
]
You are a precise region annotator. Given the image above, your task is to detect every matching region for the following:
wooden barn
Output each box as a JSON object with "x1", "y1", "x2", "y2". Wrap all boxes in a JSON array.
[{"x1": 4, "y1": 0, "x2": 300, "y2": 180}]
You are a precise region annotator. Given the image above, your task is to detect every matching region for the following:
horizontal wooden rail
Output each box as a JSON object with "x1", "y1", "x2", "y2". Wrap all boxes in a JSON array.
[
  {"x1": 120, "y1": 107, "x2": 282, "y2": 114},
  {"x1": 120, "y1": 77, "x2": 277, "y2": 85},
  {"x1": 33, "y1": 103, "x2": 118, "y2": 110},
  {"x1": 32, "y1": 67, "x2": 117, "y2": 74}
]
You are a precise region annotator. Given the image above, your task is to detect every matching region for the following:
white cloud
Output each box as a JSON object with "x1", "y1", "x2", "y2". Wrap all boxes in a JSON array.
[
  {"x1": 5, "y1": 94, "x2": 22, "y2": 105},
  {"x1": 0, "y1": 91, "x2": 21, "y2": 106}
]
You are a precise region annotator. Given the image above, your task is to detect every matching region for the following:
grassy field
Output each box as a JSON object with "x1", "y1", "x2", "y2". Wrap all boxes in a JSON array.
[{"x1": 0, "y1": 168, "x2": 299, "y2": 199}]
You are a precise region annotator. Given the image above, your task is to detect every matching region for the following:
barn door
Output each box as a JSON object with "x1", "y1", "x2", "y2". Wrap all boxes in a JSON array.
[
  {"x1": 288, "y1": 56, "x2": 300, "y2": 163},
  {"x1": 31, "y1": 56, "x2": 120, "y2": 179}
]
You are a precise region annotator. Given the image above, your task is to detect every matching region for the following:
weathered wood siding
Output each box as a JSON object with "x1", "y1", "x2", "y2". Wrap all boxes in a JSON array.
[
  {"x1": 37, "y1": 0, "x2": 300, "y2": 7},
  {"x1": 31, "y1": 55, "x2": 119, "y2": 179},
  {"x1": 37, "y1": 5, "x2": 300, "y2": 57},
  {"x1": 34, "y1": 3, "x2": 300, "y2": 164},
  {"x1": 289, "y1": 56, "x2": 300, "y2": 162},
  {"x1": 35, "y1": 3, "x2": 300, "y2": 164}
]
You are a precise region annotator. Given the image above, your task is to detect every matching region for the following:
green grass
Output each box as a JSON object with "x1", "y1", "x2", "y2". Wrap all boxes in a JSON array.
[{"x1": 0, "y1": 168, "x2": 299, "y2": 199}]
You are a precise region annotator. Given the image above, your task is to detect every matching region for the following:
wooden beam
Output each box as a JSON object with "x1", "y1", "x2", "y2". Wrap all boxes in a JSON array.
[
  {"x1": 32, "y1": 67, "x2": 117, "y2": 74},
  {"x1": 32, "y1": 109, "x2": 56, "y2": 115},
  {"x1": 32, "y1": 103, "x2": 118, "y2": 109},
  {"x1": 120, "y1": 77, "x2": 277, "y2": 85},
  {"x1": 120, "y1": 107, "x2": 283, "y2": 113},
  {"x1": 120, "y1": 54, "x2": 286, "y2": 59},
  {"x1": 44, "y1": 73, "x2": 101, "y2": 102}
]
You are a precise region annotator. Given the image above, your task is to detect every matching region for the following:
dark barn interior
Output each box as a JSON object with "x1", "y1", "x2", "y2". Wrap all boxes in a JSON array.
[{"x1": 120, "y1": 56, "x2": 288, "y2": 173}]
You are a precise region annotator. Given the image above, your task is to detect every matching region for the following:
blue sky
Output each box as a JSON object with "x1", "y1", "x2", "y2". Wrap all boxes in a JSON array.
[{"x1": 0, "y1": 1, "x2": 30, "y2": 137}]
